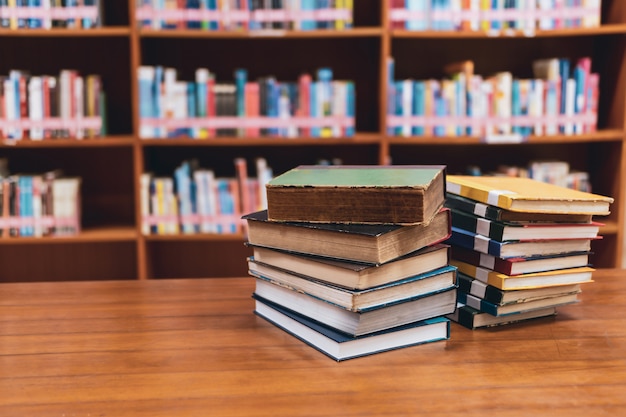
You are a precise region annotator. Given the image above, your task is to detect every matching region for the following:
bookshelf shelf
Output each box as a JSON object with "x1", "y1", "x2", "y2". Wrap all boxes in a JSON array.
[
  {"x1": 1, "y1": 0, "x2": 624, "y2": 282},
  {"x1": 0, "y1": 27, "x2": 132, "y2": 37},
  {"x1": 144, "y1": 232, "x2": 246, "y2": 242},
  {"x1": 0, "y1": 226, "x2": 137, "y2": 245},
  {"x1": 385, "y1": 129, "x2": 625, "y2": 145},
  {"x1": 0, "y1": 136, "x2": 136, "y2": 148},
  {"x1": 390, "y1": 24, "x2": 626, "y2": 38},
  {"x1": 138, "y1": 27, "x2": 384, "y2": 38},
  {"x1": 140, "y1": 134, "x2": 382, "y2": 147}
]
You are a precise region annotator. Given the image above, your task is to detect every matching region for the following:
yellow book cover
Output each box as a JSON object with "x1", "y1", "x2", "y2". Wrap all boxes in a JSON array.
[
  {"x1": 451, "y1": 259, "x2": 595, "y2": 290},
  {"x1": 446, "y1": 175, "x2": 613, "y2": 215}
]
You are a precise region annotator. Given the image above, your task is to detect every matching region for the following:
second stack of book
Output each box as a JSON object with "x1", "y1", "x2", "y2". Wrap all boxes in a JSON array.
[
  {"x1": 243, "y1": 165, "x2": 457, "y2": 361},
  {"x1": 444, "y1": 175, "x2": 613, "y2": 330}
]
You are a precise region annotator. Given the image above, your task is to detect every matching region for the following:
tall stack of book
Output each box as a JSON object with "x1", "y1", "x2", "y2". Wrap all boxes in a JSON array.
[
  {"x1": 444, "y1": 175, "x2": 613, "y2": 330},
  {"x1": 242, "y1": 165, "x2": 457, "y2": 361}
]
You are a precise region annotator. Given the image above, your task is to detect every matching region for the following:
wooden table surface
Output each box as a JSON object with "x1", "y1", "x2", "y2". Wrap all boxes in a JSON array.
[{"x1": 1, "y1": 269, "x2": 625, "y2": 416}]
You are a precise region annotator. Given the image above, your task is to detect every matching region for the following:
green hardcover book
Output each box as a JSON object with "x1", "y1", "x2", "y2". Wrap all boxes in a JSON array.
[{"x1": 266, "y1": 165, "x2": 446, "y2": 224}]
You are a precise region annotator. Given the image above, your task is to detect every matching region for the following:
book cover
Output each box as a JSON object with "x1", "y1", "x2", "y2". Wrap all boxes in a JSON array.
[
  {"x1": 266, "y1": 165, "x2": 446, "y2": 224},
  {"x1": 255, "y1": 296, "x2": 450, "y2": 361},
  {"x1": 445, "y1": 193, "x2": 594, "y2": 224},
  {"x1": 243, "y1": 207, "x2": 451, "y2": 264},
  {"x1": 451, "y1": 245, "x2": 591, "y2": 275},
  {"x1": 450, "y1": 208, "x2": 601, "y2": 241},
  {"x1": 447, "y1": 302, "x2": 557, "y2": 330},
  {"x1": 248, "y1": 243, "x2": 450, "y2": 290},
  {"x1": 457, "y1": 289, "x2": 579, "y2": 317},
  {"x1": 253, "y1": 277, "x2": 457, "y2": 337},
  {"x1": 446, "y1": 175, "x2": 613, "y2": 215},
  {"x1": 451, "y1": 259, "x2": 594, "y2": 290},
  {"x1": 448, "y1": 226, "x2": 594, "y2": 258},
  {"x1": 457, "y1": 271, "x2": 582, "y2": 306},
  {"x1": 248, "y1": 261, "x2": 457, "y2": 311}
]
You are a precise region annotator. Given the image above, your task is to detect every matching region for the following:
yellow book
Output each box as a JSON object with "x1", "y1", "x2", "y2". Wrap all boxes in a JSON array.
[
  {"x1": 335, "y1": 0, "x2": 345, "y2": 30},
  {"x1": 446, "y1": 175, "x2": 613, "y2": 215},
  {"x1": 452, "y1": 259, "x2": 595, "y2": 290}
]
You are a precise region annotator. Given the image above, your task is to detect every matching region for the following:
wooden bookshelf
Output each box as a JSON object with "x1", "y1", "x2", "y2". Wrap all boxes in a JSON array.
[{"x1": 0, "y1": 0, "x2": 624, "y2": 282}]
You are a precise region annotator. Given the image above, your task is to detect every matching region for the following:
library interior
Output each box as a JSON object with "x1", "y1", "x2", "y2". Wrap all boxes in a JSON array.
[{"x1": 1, "y1": 1, "x2": 625, "y2": 416}]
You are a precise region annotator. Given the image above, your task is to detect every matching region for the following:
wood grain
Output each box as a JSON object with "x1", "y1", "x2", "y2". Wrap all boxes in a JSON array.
[{"x1": 1, "y1": 270, "x2": 625, "y2": 416}]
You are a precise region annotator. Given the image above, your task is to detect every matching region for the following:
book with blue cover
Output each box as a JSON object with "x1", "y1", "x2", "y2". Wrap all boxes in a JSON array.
[
  {"x1": 254, "y1": 295, "x2": 450, "y2": 361},
  {"x1": 450, "y1": 208, "x2": 601, "y2": 241},
  {"x1": 457, "y1": 288, "x2": 579, "y2": 317},
  {"x1": 248, "y1": 262, "x2": 457, "y2": 311},
  {"x1": 447, "y1": 302, "x2": 558, "y2": 330},
  {"x1": 253, "y1": 276, "x2": 457, "y2": 337},
  {"x1": 448, "y1": 226, "x2": 594, "y2": 258},
  {"x1": 456, "y1": 271, "x2": 582, "y2": 306}
]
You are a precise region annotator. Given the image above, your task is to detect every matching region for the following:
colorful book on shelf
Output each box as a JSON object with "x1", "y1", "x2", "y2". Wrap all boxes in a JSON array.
[
  {"x1": 451, "y1": 259, "x2": 594, "y2": 290},
  {"x1": 450, "y1": 245, "x2": 591, "y2": 275},
  {"x1": 247, "y1": 243, "x2": 450, "y2": 290},
  {"x1": 457, "y1": 271, "x2": 582, "y2": 306},
  {"x1": 447, "y1": 303, "x2": 558, "y2": 330},
  {"x1": 457, "y1": 288, "x2": 579, "y2": 317},
  {"x1": 253, "y1": 276, "x2": 457, "y2": 337},
  {"x1": 448, "y1": 226, "x2": 594, "y2": 258},
  {"x1": 446, "y1": 175, "x2": 613, "y2": 215},
  {"x1": 266, "y1": 165, "x2": 446, "y2": 224},
  {"x1": 242, "y1": 207, "x2": 451, "y2": 264},
  {"x1": 444, "y1": 193, "x2": 594, "y2": 224},
  {"x1": 450, "y1": 208, "x2": 601, "y2": 241},
  {"x1": 254, "y1": 296, "x2": 450, "y2": 361},
  {"x1": 248, "y1": 261, "x2": 457, "y2": 312}
]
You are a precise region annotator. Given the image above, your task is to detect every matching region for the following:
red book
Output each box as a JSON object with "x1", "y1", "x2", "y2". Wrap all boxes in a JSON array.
[
  {"x1": 298, "y1": 73, "x2": 311, "y2": 137},
  {"x1": 245, "y1": 82, "x2": 260, "y2": 137}
]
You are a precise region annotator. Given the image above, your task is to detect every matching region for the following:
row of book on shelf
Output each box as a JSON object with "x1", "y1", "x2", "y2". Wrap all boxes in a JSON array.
[
  {"x1": 478, "y1": 160, "x2": 592, "y2": 192},
  {"x1": 0, "y1": 2, "x2": 101, "y2": 29},
  {"x1": 0, "y1": 159, "x2": 81, "y2": 237},
  {"x1": 136, "y1": 0, "x2": 354, "y2": 30},
  {"x1": 0, "y1": 69, "x2": 105, "y2": 141},
  {"x1": 387, "y1": 56, "x2": 598, "y2": 138},
  {"x1": 239, "y1": 164, "x2": 612, "y2": 360},
  {"x1": 140, "y1": 157, "x2": 273, "y2": 235},
  {"x1": 138, "y1": 66, "x2": 355, "y2": 139},
  {"x1": 0, "y1": 1, "x2": 602, "y2": 32},
  {"x1": 389, "y1": 0, "x2": 602, "y2": 31}
]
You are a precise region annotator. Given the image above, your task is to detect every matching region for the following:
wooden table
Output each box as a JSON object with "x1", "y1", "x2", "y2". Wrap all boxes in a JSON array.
[{"x1": 2, "y1": 269, "x2": 625, "y2": 416}]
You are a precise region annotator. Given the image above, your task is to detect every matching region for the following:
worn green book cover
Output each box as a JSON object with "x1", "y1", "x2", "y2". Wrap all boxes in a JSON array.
[{"x1": 266, "y1": 165, "x2": 446, "y2": 224}]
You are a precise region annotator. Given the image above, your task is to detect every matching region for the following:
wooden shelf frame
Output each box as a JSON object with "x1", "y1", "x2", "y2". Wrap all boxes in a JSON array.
[{"x1": 0, "y1": 0, "x2": 624, "y2": 282}]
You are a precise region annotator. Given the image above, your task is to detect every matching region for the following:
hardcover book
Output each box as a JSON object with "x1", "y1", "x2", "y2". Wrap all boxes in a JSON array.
[
  {"x1": 248, "y1": 243, "x2": 450, "y2": 290},
  {"x1": 450, "y1": 208, "x2": 601, "y2": 241},
  {"x1": 451, "y1": 259, "x2": 594, "y2": 290},
  {"x1": 445, "y1": 193, "x2": 594, "y2": 224},
  {"x1": 446, "y1": 175, "x2": 613, "y2": 215},
  {"x1": 243, "y1": 208, "x2": 451, "y2": 264},
  {"x1": 255, "y1": 296, "x2": 450, "y2": 361},
  {"x1": 266, "y1": 165, "x2": 446, "y2": 224},
  {"x1": 248, "y1": 262, "x2": 457, "y2": 312},
  {"x1": 447, "y1": 302, "x2": 558, "y2": 330},
  {"x1": 253, "y1": 277, "x2": 457, "y2": 337},
  {"x1": 457, "y1": 271, "x2": 582, "y2": 306},
  {"x1": 448, "y1": 226, "x2": 594, "y2": 258},
  {"x1": 451, "y1": 245, "x2": 591, "y2": 276},
  {"x1": 457, "y1": 290, "x2": 579, "y2": 317}
]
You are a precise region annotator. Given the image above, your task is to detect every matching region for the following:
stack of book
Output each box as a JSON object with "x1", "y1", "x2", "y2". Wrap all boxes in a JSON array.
[
  {"x1": 242, "y1": 165, "x2": 457, "y2": 361},
  {"x1": 444, "y1": 175, "x2": 613, "y2": 330}
]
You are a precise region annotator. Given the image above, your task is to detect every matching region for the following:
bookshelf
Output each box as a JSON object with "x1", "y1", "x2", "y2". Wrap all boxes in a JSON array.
[{"x1": 0, "y1": 1, "x2": 624, "y2": 282}]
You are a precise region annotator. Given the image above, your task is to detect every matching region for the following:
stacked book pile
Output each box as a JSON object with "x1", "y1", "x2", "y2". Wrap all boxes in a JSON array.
[
  {"x1": 242, "y1": 165, "x2": 457, "y2": 361},
  {"x1": 444, "y1": 175, "x2": 614, "y2": 330}
]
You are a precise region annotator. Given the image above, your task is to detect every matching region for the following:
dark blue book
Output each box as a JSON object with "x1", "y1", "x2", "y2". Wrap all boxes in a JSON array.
[
  {"x1": 254, "y1": 295, "x2": 450, "y2": 361},
  {"x1": 447, "y1": 226, "x2": 593, "y2": 258},
  {"x1": 457, "y1": 288, "x2": 579, "y2": 317}
]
